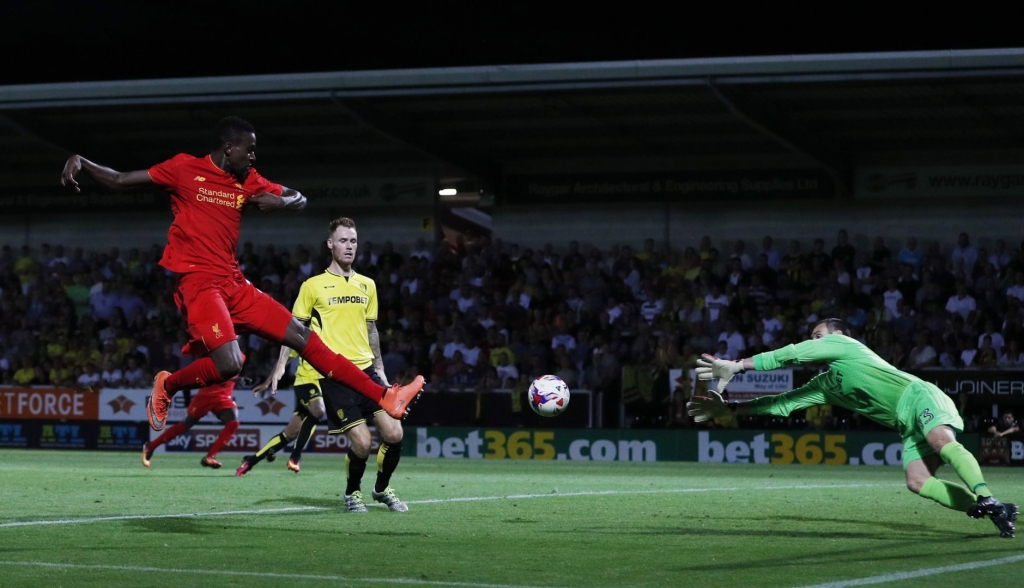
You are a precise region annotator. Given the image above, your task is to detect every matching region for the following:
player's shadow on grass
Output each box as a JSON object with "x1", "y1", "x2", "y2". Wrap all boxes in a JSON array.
[
  {"x1": 126, "y1": 517, "x2": 211, "y2": 535},
  {"x1": 103, "y1": 474, "x2": 221, "y2": 478},
  {"x1": 587, "y1": 525, "x2": 924, "y2": 541},
  {"x1": 580, "y1": 513, "x2": 959, "y2": 541},
  {"x1": 253, "y1": 496, "x2": 342, "y2": 509},
  {"x1": 359, "y1": 531, "x2": 429, "y2": 537},
  {"x1": 747, "y1": 514, "x2": 947, "y2": 535}
]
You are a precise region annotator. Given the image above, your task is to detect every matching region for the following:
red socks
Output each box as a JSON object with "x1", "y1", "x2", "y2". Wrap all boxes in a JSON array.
[
  {"x1": 299, "y1": 332, "x2": 385, "y2": 402},
  {"x1": 165, "y1": 357, "x2": 223, "y2": 394},
  {"x1": 147, "y1": 422, "x2": 188, "y2": 450},
  {"x1": 207, "y1": 421, "x2": 240, "y2": 458}
]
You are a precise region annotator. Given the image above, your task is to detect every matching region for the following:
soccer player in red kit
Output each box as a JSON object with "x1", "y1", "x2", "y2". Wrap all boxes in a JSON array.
[
  {"x1": 61, "y1": 116, "x2": 424, "y2": 431},
  {"x1": 142, "y1": 365, "x2": 244, "y2": 469}
]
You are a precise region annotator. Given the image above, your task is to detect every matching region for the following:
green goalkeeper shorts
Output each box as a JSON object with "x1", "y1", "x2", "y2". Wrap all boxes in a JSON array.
[{"x1": 896, "y1": 380, "x2": 964, "y2": 467}]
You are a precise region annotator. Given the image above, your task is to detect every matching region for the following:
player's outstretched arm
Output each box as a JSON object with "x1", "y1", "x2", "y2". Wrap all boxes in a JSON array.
[
  {"x1": 695, "y1": 354, "x2": 753, "y2": 393},
  {"x1": 367, "y1": 320, "x2": 390, "y2": 387},
  {"x1": 253, "y1": 344, "x2": 293, "y2": 396},
  {"x1": 249, "y1": 187, "x2": 306, "y2": 212},
  {"x1": 61, "y1": 154, "x2": 153, "y2": 193},
  {"x1": 686, "y1": 389, "x2": 732, "y2": 423}
]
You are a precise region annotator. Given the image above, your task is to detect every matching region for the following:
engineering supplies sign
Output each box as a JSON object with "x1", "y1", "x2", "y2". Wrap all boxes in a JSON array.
[{"x1": 506, "y1": 171, "x2": 833, "y2": 203}]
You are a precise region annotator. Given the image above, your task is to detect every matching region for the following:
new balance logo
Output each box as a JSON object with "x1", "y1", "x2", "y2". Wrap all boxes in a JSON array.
[{"x1": 194, "y1": 175, "x2": 206, "y2": 182}]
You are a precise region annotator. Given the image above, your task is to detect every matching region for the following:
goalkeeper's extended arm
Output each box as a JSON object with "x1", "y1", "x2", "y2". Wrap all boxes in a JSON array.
[
  {"x1": 687, "y1": 354, "x2": 753, "y2": 423},
  {"x1": 694, "y1": 354, "x2": 754, "y2": 394}
]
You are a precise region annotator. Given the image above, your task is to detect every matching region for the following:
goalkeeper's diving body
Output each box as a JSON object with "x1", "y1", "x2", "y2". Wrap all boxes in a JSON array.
[{"x1": 687, "y1": 318, "x2": 1017, "y2": 538}]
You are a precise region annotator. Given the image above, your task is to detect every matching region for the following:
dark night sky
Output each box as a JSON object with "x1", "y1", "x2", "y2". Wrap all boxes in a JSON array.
[{"x1": 2, "y1": 2, "x2": 1020, "y2": 85}]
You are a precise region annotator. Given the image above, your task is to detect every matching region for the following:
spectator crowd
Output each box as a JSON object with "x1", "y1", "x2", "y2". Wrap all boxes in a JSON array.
[{"x1": 2, "y1": 229, "x2": 1023, "y2": 429}]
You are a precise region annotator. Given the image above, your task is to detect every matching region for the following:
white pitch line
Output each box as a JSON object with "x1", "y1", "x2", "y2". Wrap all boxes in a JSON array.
[
  {"x1": 0, "y1": 560, "x2": 572, "y2": 588},
  {"x1": 794, "y1": 553, "x2": 1024, "y2": 587},
  {"x1": 0, "y1": 483, "x2": 895, "y2": 529}
]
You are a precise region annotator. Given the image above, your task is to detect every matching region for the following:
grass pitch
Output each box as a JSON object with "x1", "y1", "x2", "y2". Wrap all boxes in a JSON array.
[{"x1": 1, "y1": 449, "x2": 1023, "y2": 587}]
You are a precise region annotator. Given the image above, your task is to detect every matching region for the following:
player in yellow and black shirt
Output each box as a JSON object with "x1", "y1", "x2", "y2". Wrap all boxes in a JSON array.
[{"x1": 238, "y1": 217, "x2": 408, "y2": 512}]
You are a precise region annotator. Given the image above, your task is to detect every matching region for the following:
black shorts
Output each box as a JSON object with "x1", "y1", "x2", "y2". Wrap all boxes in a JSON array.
[
  {"x1": 321, "y1": 368, "x2": 386, "y2": 434},
  {"x1": 293, "y1": 382, "x2": 324, "y2": 418}
]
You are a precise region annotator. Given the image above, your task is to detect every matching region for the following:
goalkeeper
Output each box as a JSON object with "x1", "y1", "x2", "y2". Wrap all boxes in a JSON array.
[{"x1": 687, "y1": 318, "x2": 1017, "y2": 538}]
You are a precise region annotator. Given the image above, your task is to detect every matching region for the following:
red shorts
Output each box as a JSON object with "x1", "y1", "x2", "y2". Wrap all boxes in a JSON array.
[
  {"x1": 187, "y1": 381, "x2": 239, "y2": 419},
  {"x1": 173, "y1": 271, "x2": 293, "y2": 356}
]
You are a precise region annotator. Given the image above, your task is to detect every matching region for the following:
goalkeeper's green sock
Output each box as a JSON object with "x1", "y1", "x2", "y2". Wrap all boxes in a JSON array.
[
  {"x1": 920, "y1": 477, "x2": 977, "y2": 512},
  {"x1": 940, "y1": 442, "x2": 992, "y2": 498}
]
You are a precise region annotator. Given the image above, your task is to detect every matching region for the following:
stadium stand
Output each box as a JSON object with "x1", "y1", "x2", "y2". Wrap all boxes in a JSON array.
[{"x1": 2, "y1": 230, "x2": 1021, "y2": 432}]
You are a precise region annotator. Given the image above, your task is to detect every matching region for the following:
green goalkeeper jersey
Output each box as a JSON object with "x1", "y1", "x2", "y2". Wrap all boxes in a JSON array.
[{"x1": 746, "y1": 334, "x2": 921, "y2": 429}]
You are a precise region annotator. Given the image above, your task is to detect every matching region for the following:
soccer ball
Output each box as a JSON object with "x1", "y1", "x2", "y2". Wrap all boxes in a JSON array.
[{"x1": 528, "y1": 375, "x2": 570, "y2": 417}]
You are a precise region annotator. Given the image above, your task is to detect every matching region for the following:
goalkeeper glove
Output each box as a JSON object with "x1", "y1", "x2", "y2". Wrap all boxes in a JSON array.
[
  {"x1": 694, "y1": 353, "x2": 745, "y2": 394},
  {"x1": 686, "y1": 389, "x2": 730, "y2": 423}
]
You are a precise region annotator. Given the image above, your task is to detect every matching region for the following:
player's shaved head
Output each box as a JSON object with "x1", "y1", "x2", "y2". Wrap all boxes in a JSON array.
[{"x1": 212, "y1": 116, "x2": 256, "y2": 150}]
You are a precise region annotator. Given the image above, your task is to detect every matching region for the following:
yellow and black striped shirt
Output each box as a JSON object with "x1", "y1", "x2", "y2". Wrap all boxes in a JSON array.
[{"x1": 292, "y1": 270, "x2": 378, "y2": 385}]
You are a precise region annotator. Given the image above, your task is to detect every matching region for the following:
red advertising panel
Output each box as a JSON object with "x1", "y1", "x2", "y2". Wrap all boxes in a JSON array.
[{"x1": 0, "y1": 388, "x2": 99, "y2": 420}]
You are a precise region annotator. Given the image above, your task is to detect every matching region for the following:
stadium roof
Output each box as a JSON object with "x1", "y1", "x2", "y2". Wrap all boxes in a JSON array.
[{"x1": 4, "y1": 48, "x2": 1024, "y2": 196}]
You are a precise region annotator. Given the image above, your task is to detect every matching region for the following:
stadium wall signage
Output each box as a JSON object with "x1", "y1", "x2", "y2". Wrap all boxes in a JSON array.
[
  {"x1": 787, "y1": 370, "x2": 1024, "y2": 405},
  {"x1": 506, "y1": 170, "x2": 833, "y2": 203},
  {"x1": 90, "y1": 388, "x2": 595, "y2": 428},
  {"x1": 856, "y1": 165, "x2": 1024, "y2": 199},
  {"x1": 1, "y1": 176, "x2": 433, "y2": 213},
  {"x1": 0, "y1": 388, "x2": 98, "y2": 420},
  {"x1": 412, "y1": 427, "x2": 980, "y2": 465},
  {"x1": 0, "y1": 190, "x2": 166, "y2": 212}
]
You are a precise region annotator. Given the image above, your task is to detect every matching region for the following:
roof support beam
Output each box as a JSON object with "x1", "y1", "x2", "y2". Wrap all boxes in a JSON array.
[
  {"x1": 329, "y1": 93, "x2": 501, "y2": 187},
  {"x1": 705, "y1": 79, "x2": 851, "y2": 197}
]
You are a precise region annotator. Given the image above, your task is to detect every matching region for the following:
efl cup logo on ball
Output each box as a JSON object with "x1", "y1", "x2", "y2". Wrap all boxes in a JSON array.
[{"x1": 528, "y1": 375, "x2": 570, "y2": 417}]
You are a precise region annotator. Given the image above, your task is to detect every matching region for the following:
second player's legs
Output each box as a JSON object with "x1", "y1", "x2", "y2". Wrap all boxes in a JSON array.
[
  {"x1": 237, "y1": 384, "x2": 323, "y2": 476},
  {"x1": 288, "y1": 397, "x2": 324, "y2": 467},
  {"x1": 371, "y1": 411, "x2": 404, "y2": 494},
  {"x1": 345, "y1": 423, "x2": 373, "y2": 496},
  {"x1": 142, "y1": 414, "x2": 201, "y2": 467},
  {"x1": 205, "y1": 408, "x2": 240, "y2": 464}
]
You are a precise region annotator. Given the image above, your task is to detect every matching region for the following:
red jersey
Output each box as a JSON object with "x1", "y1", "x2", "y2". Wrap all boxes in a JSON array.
[{"x1": 148, "y1": 154, "x2": 283, "y2": 275}]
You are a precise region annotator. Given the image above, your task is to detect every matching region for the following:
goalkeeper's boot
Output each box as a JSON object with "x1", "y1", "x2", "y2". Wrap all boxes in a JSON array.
[
  {"x1": 147, "y1": 371, "x2": 172, "y2": 431},
  {"x1": 287, "y1": 458, "x2": 301, "y2": 473},
  {"x1": 968, "y1": 495, "x2": 1006, "y2": 519},
  {"x1": 235, "y1": 455, "x2": 257, "y2": 477},
  {"x1": 990, "y1": 502, "x2": 1018, "y2": 538},
  {"x1": 379, "y1": 376, "x2": 425, "y2": 420},
  {"x1": 372, "y1": 486, "x2": 409, "y2": 512},
  {"x1": 201, "y1": 456, "x2": 222, "y2": 469},
  {"x1": 141, "y1": 444, "x2": 154, "y2": 468},
  {"x1": 344, "y1": 491, "x2": 369, "y2": 513}
]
